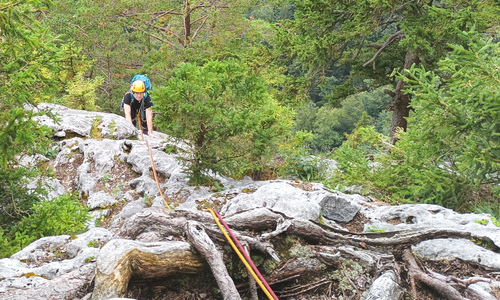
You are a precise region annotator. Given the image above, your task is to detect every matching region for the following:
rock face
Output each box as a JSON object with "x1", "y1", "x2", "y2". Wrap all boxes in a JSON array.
[{"x1": 1, "y1": 104, "x2": 500, "y2": 300}]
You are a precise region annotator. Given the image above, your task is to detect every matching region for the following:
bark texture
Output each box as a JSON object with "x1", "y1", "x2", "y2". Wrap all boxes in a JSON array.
[{"x1": 389, "y1": 50, "x2": 419, "y2": 144}]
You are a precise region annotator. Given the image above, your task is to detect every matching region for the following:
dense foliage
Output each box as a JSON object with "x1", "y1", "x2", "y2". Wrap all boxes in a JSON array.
[
  {"x1": 0, "y1": 0, "x2": 92, "y2": 253},
  {"x1": 295, "y1": 86, "x2": 393, "y2": 153},
  {"x1": 1, "y1": 0, "x2": 60, "y2": 226},
  {"x1": 275, "y1": 0, "x2": 500, "y2": 143}
]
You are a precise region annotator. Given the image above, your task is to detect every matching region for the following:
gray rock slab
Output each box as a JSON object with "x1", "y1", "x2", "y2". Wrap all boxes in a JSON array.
[
  {"x1": 77, "y1": 162, "x2": 98, "y2": 195},
  {"x1": 221, "y1": 181, "x2": 331, "y2": 220},
  {"x1": 65, "y1": 228, "x2": 113, "y2": 258},
  {"x1": 7, "y1": 228, "x2": 112, "y2": 280},
  {"x1": 125, "y1": 141, "x2": 182, "y2": 176},
  {"x1": 109, "y1": 199, "x2": 146, "y2": 230},
  {"x1": 413, "y1": 238, "x2": 500, "y2": 270},
  {"x1": 10, "y1": 235, "x2": 72, "y2": 263},
  {"x1": 54, "y1": 137, "x2": 83, "y2": 166},
  {"x1": 362, "y1": 204, "x2": 500, "y2": 247},
  {"x1": 0, "y1": 276, "x2": 48, "y2": 293},
  {"x1": 364, "y1": 271, "x2": 403, "y2": 300},
  {"x1": 78, "y1": 139, "x2": 128, "y2": 175},
  {"x1": 87, "y1": 192, "x2": 118, "y2": 210},
  {"x1": 0, "y1": 258, "x2": 30, "y2": 279},
  {"x1": 33, "y1": 103, "x2": 137, "y2": 139}
]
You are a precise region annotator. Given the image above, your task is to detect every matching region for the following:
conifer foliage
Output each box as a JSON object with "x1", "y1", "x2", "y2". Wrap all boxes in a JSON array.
[
  {"x1": 154, "y1": 59, "x2": 294, "y2": 184},
  {"x1": 331, "y1": 31, "x2": 500, "y2": 215}
]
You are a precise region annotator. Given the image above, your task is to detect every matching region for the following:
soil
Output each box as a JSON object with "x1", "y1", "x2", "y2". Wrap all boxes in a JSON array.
[
  {"x1": 423, "y1": 258, "x2": 495, "y2": 279},
  {"x1": 52, "y1": 154, "x2": 83, "y2": 193},
  {"x1": 342, "y1": 213, "x2": 371, "y2": 233}
]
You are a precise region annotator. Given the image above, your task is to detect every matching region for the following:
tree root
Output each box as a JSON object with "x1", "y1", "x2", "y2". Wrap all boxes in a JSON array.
[
  {"x1": 185, "y1": 221, "x2": 241, "y2": 300},
  {"x1": 403, "y1": 248, "x2": 466, "y2": 300},
  {"x1": 103, "y1": 207, "x2": 498, "y2": 299}
]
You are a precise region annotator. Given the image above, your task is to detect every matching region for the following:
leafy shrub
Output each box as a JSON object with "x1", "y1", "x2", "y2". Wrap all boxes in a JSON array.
[
  {"x1": 281, "y1": 155, "x2": 322, "y2": 182},
  {"x1": 0, "y1": 193, "x2": 90, "y2": 258},
  {"x1": 62, "y1": 72, "x2": 104, "y2": 111}
]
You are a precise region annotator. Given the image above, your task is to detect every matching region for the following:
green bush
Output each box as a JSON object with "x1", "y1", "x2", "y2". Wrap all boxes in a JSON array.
[
  {"x1": 0, "y1": 193, "x2": 90, "y2": 258},
  {"x1": 281, "y1": 155, "x2": 322, "y2": 182}
]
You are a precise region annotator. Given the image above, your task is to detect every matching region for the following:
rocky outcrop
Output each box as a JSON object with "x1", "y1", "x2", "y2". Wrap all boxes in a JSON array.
[{"x1": 1, "y1": 104, "x2": 499, "y2": 300}]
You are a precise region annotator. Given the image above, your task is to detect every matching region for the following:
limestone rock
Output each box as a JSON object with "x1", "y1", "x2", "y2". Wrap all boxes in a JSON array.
[{"x1": 413, "y1": 238, "x2": 500, "y2": 270}]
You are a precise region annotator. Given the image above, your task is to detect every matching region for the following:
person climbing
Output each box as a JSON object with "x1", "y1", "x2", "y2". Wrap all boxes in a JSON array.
[{"x1": 122, "y1": 79, "x2": 154, "y2": 136}]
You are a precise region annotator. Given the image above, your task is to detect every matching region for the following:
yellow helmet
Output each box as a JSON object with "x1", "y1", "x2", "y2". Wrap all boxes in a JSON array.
[{"x1": 131, "y1": 80, "x2": 145, "y2": 92}]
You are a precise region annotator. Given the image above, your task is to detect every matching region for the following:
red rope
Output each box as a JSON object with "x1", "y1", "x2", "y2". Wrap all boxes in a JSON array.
[{"x1": 211, "y1": 209, "x2": 279, "y2": 300}]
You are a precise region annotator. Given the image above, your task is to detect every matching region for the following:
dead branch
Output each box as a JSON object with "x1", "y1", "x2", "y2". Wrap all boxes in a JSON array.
[
  {"x1": 402, "y1": 248, "x2": 466, "y2": 300},
  {"x1": 188, "y1": 4, "x2": 229, "y2": 14},
  {"x1": 276, "y1": 278, "x2": 330, "y2": 298},
  {"x1": 0, "y1": 2, "x2": 22, "y2": 12},
  {"x1": 363, "y1": 30, "x2": 404, "y2": 69},
  {"x1": 122, "y1": 23, "x2": 168, "y2": 43},
  {"x1": 150, "y1": 7, "x2": 184, "y2": 22},
  {"x1": 340, "y1": 261, "x2": 361, "y2": 297},
  {"x1": 271, "y1": 257, "x2": 323, "y2": 281},
  {"x1": 152, "y1": 24, "x2": 181, "y2": 47},
  {"x1": 191, "y1": 15, "x2": 209, "y2": 42},
  {"x1": 186, "y1": 221, "x2": 241, "y2": 300},
  {"x1": 287, "y1": 218, "x2": 473, "y2": 247}
]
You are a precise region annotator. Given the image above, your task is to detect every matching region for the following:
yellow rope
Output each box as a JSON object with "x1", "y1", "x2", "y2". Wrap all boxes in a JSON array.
[
  {"x1": 206, "y1": 208, "x2": 276, "y2": 300},
  {"x1": 146, "y1": 140, "x2": 171, "y2": 209},
  {"x1": 137, "y1": 112, "x2": 170, "y2": 209}
]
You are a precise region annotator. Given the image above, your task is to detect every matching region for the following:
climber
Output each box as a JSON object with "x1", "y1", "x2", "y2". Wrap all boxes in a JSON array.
[{"x1": 122, "y1": 80, "x2": 155, "y2": 136}]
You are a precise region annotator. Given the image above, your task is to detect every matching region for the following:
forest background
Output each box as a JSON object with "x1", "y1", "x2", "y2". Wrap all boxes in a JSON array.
[{"x1": 0, "y1": 0, "x2": 499, "y2": 257}]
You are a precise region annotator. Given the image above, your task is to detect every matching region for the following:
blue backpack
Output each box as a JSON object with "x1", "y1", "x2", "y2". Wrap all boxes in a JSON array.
[
  {"x1": 130, "y1": 74, "x2": 152, "y2": 92},
  {"x1": 121, "y1": 74, "x2": 153, "y2": 120}
]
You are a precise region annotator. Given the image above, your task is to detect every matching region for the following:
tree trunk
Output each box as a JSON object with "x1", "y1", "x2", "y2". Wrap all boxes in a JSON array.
[{"x1": 389, "y1": 50, "x2": 419, "y2": 145}]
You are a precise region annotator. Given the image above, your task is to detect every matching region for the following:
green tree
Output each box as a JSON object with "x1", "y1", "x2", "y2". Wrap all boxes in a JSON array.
[
  {"x1": 401, "y1": 30, "x2": 500, "y2": 200},
  {"x1": 62, "y1": 72, "x2": 104, "y2": 111},
  {"x1": 294, "y1": 86, "x2": 392, "y2": 153},
  {"x1": 330, "y1": 31, "x2": 500, "y2": 214},
  {"x1": 275, "y1": 0, "x2": 500, "y2": 144},
  {"x1": 154, "y1": 59, "x2": 294, "y2": 184}
]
